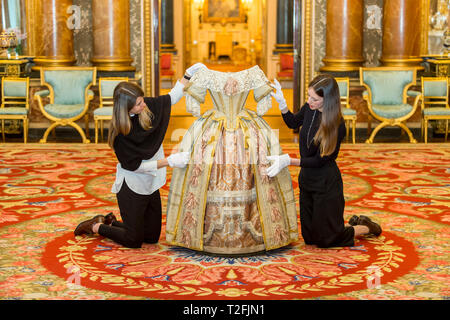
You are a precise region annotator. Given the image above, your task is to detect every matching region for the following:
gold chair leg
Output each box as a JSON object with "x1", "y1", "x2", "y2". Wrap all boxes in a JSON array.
[
  {"x1": 397, "y1": 122, "x2": 417, "y2": 143},
  {"x1": 40, "y1": 122, "x2": 61, "y2": 143},
  {"x1": 100, "y1": 120, "x2": 104, "y2": 142},
  {"x1": 1, "y1": 120, "x2": 4, "y2": 142},
  {"x1": 352, "y1": 119, "x2": 356, "y2": 144},
  {"x1": 445, "y1": 120, "x2": 449, "y2": 142},
  {"x1": 95, "y1": 119, "x2": 98, "y2": 144},
  {"x1": 421, "y1": 118, "x2": 424, "y2": 141},
  {"x1": 424, "y1": 119, "x2": 428, "y2": 144},
  {"x1": 85, "y1": 114, "x2": 90, "y2": 138},
  {"x1": 365, "y1": 122, "x2": 389, "y2": 144},
  {"x1": 344, "y1": 120, "x2": 350, "y2": 142},
  {"x1": 69, "y1": 122, "x2": 90, "y2": 144},
  {"x1": 24, "y1": 119, "x2": 28, "y2": 144}
]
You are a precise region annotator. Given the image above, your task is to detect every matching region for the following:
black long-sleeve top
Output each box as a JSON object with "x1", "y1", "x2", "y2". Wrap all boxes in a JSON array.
[
  {"x1": 113, "y1": 95, "x2": 172, "y2": 171},
  {"x1": 282, "y1": 103, "x2": 346, "y2": 168}
]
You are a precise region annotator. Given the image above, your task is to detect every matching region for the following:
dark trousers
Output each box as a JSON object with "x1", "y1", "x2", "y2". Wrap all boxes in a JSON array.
[
  {"x1": 299, "y1": 161, "x2": 354, "y2": 248},
  {"x1": 98, "y1": 181, "x2": 162, "y2": 248}
]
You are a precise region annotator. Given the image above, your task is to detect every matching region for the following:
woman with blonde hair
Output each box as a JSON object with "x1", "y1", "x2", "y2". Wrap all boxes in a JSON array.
[
  {"x1": 74, "y1": 63, "x2": 206, "y2": 248},
  {"x1": 268, "y1": 74, "x2": 382, "y2": 248}
]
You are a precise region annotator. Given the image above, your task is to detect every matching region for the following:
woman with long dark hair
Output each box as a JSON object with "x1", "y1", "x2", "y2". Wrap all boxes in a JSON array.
[
  {"x1": 74, "y1": 63, "x2": 206, "y2": 248},
  {"x1": 268, "y1": 74, "x2": 382, "y2": 248}
]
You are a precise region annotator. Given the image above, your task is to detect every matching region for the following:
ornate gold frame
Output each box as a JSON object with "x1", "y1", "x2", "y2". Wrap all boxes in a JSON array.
[{"x1": 203, "y1": 0, "x2": 246, "y2": 24}]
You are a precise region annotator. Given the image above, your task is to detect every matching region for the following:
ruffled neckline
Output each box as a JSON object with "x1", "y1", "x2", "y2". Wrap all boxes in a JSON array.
[{"x1": 190, "y1": 65, "x2": 270, "y2": 94}]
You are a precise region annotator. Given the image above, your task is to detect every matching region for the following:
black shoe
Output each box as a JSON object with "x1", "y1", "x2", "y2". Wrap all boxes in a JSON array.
[
  {"x1": 359, "y1": 215, "x2": 382, "y2": 236},
  {"x1": 348, "y1": 215, "x2": 360, "y2": 226},
  {"x1": 104, "y1": 212, "x2": 117, "y2": 225},
  {"x1": 74, "y1": 215, "x2": 105, "y2": 236}
]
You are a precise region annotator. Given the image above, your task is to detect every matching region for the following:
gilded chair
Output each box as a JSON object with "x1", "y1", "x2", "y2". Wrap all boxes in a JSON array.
[
  {"x1": 360, "y1": 67, "x2": 421, "y2": 143},
  {"x1": 336, "y1": 77, "x2": 356, "y2": 144},
  {"x1": 160, "y1": 54, "x2": 175, "y2": 86},
  {"x1": 420, "y1": 77, "x2": 450, "y2": 143},
  {"x1": 232, "y1": 46, "x2": 247, "y2": 65},
  {"x1": 0, "y1": 77, "x2": 30, "y2": 143},
  {"x1": 277, "y1": 53, "x2": 294, "y2": 81},
  {"x1": 94, "y1": 77, "x2": 128, "y2": 143},
  {"x1": 34, "y1": 67, "x2": 96, "y2": 143},
  {"x1": 215, "y1": 32, "x2": 233, "y2": 59}
]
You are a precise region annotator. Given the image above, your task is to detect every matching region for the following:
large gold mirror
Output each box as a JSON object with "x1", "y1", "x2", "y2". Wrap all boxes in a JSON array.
[
  {"x1": 0, "y1": 0, "x2": 26, "y2": 56},
  {"x1": 424, "y1": 0, "x2": 450, "y2": 55}
]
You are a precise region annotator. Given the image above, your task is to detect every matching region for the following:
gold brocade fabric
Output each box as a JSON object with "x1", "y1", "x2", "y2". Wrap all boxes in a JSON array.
[{"x1": 166, "y1": 66, "x2": 298, "y2": 255}]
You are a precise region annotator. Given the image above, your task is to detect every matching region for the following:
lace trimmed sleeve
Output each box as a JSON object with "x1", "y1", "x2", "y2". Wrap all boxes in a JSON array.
[
  {"x1": 253, "y1": 83, "x2": 273, "y2": 116},
  {"x1": 184, "y1": 82, "x2": 207, "y2": 117}
]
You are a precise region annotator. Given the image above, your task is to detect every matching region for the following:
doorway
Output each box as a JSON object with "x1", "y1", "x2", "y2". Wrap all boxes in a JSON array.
[{"x1": 147, "y1": 0, "x2": 302, "y2": 125}]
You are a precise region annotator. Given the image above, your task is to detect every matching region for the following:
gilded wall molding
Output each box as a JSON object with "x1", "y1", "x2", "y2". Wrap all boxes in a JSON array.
[
  {"x1": 301, "y1": 0, "x2": 313, "y2": 104},
  {"x1": 142, "y1": 0, "x2": 153, "y2": 95},
  {"x1": 421, "y1": 0, "x2": 430, "y2": 55},
  {"x1": 25, "y1": 0, "x2": 39, "y2": 56}
]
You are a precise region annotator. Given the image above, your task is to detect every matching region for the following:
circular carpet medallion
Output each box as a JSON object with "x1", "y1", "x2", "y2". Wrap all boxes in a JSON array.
[
  {"x1": 84, "y1": 174, "x2": 172, "y2": 206},
  {"x1": 85, "y1": 174, "x2": 116, "y2": 203},
  {"x1": 342, "y1": 174, "x2": 372, "y2": 202},
  {"x1": 41, "y1": 217, "x2": 419, "y2": 300},
  {"x1": 84, "y1": 172, "x2": 371, "y2": 213},
  {"x1": 3, "y1": 205, "x2": 448, "y2": 300}
]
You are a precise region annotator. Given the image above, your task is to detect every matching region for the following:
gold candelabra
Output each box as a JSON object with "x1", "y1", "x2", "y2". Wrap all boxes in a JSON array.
[{"x1": 0, "y1": 30, "x2": 19, "y2": 57}]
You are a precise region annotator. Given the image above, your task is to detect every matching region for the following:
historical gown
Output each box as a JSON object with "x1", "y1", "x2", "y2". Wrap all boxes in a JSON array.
[{"x1": 165, "y1": 66, "x2": 298, "y2": 255}]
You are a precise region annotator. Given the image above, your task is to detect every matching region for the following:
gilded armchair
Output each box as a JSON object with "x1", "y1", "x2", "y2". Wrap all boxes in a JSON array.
[
  {"x1": 277, "y1": 53, "x2": 294, "y2": 81},
  {"x1": 160, "y1": 54, "x2": 175, "y2": 86},
  {"x1": 94, "y1": 77, "x2": 128, "y2": 143},
  {"x1": 34, "y1": 67, "x2": 97, "y2": 143},
  {"x1": 420, "y1": 77, "x2": 450, "y2": 143},
  {"x1": 0, "y1": 77, "x2": 30, "y2": 143},
  {"x1": 336, "y1": 77, "x2": 356, "y2": 144},
  {"x1": 360, "y1": 67, "x2": 421, "y2": 143}
]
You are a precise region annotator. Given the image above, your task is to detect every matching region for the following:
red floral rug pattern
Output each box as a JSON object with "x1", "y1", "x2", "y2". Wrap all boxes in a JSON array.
[{"x1": 0, "y1": 143, "x2": 449, "y2": 300}]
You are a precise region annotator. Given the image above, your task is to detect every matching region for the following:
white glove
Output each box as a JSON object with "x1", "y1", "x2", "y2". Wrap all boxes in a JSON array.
[
  {"x1": 185, "y1": 63, "x2": 207, "y2": 77},
  {"x1": 266, "y1": 154, "x2": 290, "y2": 177},
  {"x1": 167, "y1": 152, "x2": 190, "y2": 168},
  {"x1": 270, "y1": 79, "x2": 288, "y2": 111},
  {"x1": 168, "y1": 81, "x2": 185, "y2": 105}
]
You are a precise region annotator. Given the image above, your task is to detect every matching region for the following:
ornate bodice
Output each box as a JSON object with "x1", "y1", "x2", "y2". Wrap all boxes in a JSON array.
[{"x1": 184, "y1": 66, "x2": 273, "y2": 129}]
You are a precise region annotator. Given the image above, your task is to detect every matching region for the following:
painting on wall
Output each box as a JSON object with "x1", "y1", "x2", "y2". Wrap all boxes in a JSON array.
[{"x1": 203, "y1": 0, "x2": 246, "y2": 24}]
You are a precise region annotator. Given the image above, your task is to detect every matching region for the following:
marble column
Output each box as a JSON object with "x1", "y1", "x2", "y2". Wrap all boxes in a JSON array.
[
  {"x1": 161, "y1": 0, "x2": 176, "y2": 53},
  {"x1": 33, "y1": 0, "x2": 76, "y2": 67},
  {"x1": 321, "y1": 0, "x2": 364, "y2": 72},
  {"x1": 0, "y1": 1, "x2": 3, "y2": 32},
  {"x1": 91, "y1": 0, "x2": 135, "y2": 71},
  {"x1": 380, "y1": 0, "x2": 422, "y2": 67},
  {"x1": 274, "y1": 0, "x2": 293, "y2": 53}
]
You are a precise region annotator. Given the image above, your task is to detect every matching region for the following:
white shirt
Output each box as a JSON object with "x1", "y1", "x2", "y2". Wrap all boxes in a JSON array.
[
  {"x1": 111, "y1": 145, "x2": 166, "y2": 195},
  {"x1": 110, "y1": 81, "x2": 184, "y2": 195}
]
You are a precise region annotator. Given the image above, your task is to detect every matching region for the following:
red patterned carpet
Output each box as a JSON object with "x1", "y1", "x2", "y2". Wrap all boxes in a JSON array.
[{"x1": 0, "y1": 143, "x2": 449, "y2": 300}]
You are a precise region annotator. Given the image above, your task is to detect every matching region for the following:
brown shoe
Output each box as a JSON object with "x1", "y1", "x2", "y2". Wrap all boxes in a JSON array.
[
  {"x1": 348, "y1": 215, "x2": 360, "y2": 226},
  {"x1": 359, "y1": 215, "x2": 382, "y2": 236},
  {"x1": 74, "y1": 215, "x2": 105, "y2": 236},
  {"x1": 104, "y1": 212, "x2": 117, "y2": 225}
]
